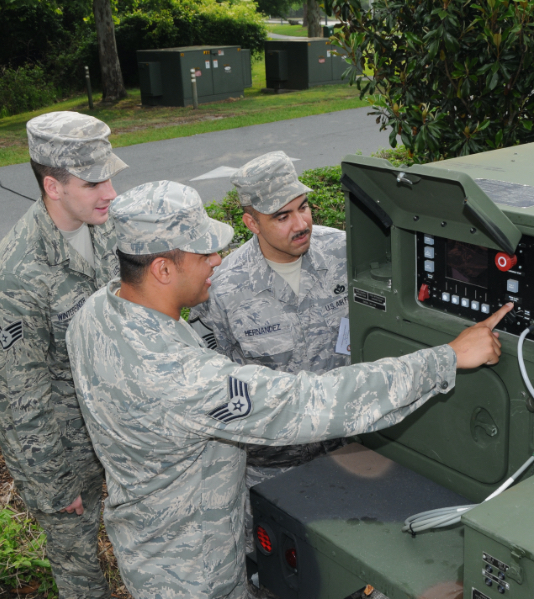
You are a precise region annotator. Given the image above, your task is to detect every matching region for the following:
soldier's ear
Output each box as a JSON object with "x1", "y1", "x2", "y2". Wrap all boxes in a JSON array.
[
  {"x1": 43, "y1": 176, "x2": 63, "y2": 202},
  {"x1": 242, "y1": 212, "x2": 260, "y2": 236}
]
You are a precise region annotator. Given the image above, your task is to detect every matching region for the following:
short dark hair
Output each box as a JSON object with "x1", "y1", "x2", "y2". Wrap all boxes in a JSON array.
[
  {"x1": 30, "y1": 159, "x2": 72, "y2": 197},
  {"x1": 242, "y1": 205, "x2": 260, "y2": 222},
  {"x1": 117, "y1": 247, "x2": 185, "y2": 287}
]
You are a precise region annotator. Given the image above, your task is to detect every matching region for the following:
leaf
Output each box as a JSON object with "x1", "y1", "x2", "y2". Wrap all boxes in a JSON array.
[{"x1": 489, "y1": 70, "x2": 500, "y2": 90}]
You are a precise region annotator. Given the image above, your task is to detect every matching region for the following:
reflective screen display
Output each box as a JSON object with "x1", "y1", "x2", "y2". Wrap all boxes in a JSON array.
[{"x1": 446, "y1": 240, "x2": 488, "y2": 288}]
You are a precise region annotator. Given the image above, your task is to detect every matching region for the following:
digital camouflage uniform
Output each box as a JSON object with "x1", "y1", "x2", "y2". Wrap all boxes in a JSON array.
[
  {"x1": 0, "y1": 111, "x2": 127, "y2": 599},
  {"x1": 189, "y1": 152, "x2": 350, "y2": 555},
  {"x1": 66, "y1": 180, "x2": 457, "y2": 599}
]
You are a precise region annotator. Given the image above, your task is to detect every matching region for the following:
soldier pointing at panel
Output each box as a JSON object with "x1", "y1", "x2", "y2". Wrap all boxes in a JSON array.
[{"x1": 66, "y1": 180, "x2": 511, "y2": 599}]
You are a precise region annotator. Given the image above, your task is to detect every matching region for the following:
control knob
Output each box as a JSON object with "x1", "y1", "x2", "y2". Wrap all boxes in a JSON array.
[{"x1": 495, "y1": 253, "x2": 517, "y2": 272}]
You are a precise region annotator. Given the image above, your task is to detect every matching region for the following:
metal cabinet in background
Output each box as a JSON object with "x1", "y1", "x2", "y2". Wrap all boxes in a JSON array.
[
  {"x1": 264, "y1": 39, "x2": 357, "y2": 91},
  {"x1": 137, "y1": 45, "x2": 252, "y2": 107}
]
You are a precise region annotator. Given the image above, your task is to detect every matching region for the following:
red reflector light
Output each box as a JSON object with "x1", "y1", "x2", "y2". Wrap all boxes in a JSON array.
[
  {"x1": 285, "y1": 547, "x2": 297, "y2": 569},
  {"x1": 256, "y1": 525, "x2": 273, "y2": 553}
]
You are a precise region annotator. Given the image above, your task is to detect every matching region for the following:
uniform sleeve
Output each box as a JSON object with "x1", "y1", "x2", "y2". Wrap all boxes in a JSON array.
[
  {"x1": 163, "y1": 342, "x2": 457, "y2": 446},
  {"x1": 0, "y1": 274, "x2": 83, "y2": 512}
]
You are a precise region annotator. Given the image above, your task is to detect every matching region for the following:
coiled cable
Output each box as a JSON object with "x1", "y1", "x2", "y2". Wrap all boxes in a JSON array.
[{"x1": 403, "y1": 324, "x2": 534, "y2": 534}]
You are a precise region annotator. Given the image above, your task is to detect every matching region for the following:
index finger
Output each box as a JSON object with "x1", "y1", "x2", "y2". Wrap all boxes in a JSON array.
[{"x1": 478, "y1": 302, "x2": 514, "y2": 331}]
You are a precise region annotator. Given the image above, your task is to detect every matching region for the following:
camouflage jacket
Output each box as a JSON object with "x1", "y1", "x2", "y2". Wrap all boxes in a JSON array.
[
  {"x1": 66, "y1": 279, "x2": 456, "y2": 599},
  {"x1": 0, "y1": 198, "x2": 119, "y2": 513},
  {"x1": 190, "y1": 226, "x2": 351, "y2": 466}
]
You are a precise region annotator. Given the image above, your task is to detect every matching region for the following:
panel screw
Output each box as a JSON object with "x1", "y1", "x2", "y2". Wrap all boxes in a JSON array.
[
  {"x1": 413, "y1": 215, "x2": 419, "y2": 221},
  {"x1": 441, "y1": 221, "x2": 447, "y2": 227},
  {"x1": 470, "y1": 227, "x2": 477, "y2": 234}
]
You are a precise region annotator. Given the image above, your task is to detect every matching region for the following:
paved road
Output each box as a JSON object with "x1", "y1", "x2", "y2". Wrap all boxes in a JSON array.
[{"x1": 0, "y1": 106, "x2": 389, "y2": 241}]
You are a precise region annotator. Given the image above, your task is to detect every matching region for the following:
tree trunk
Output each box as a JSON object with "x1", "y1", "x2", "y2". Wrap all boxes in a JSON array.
[
  {"x1": 307, "y1": 0, "x2": 321, "y2": 37},
  {"x1": 302, "y1": 1, "x2": 308, "y2": 27},
  {"x1": 93, "y1": 0, "x2": 126, "y2": 102}
]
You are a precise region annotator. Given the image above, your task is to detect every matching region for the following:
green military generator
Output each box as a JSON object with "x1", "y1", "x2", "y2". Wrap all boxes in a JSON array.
[{"x1": 251, "y1": 144, "x2": 534, "y2": 599}]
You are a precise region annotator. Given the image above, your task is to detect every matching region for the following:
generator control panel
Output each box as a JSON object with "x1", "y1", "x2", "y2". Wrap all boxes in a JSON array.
[{"x1": 416, "y1": 233, "x2": 534, "y2": 335}]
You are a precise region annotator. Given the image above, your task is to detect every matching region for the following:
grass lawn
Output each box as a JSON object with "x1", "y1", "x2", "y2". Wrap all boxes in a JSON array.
[
  {"x1": 266, "y1": 23, "x2": 309, "y2": 37},
  {"x1": 0, "y1": 56, "x2": 366, "y2": 168}
]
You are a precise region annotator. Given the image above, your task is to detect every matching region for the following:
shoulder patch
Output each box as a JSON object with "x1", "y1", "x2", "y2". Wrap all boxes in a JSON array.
[
  {"x1": 1, "y1": 321, "x2": 23, "y2": 350},
  {"x1": 189, "y1": 316, "x2": 217, "y2": 350},
  {"x1": 208, "y1": 376, "x2": 252, "y2": 423}
]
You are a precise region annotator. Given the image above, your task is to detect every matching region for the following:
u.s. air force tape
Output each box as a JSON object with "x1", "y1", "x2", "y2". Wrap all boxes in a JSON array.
[{"x1": 208, "y1": 376, "x2": 252, "y2": 423}]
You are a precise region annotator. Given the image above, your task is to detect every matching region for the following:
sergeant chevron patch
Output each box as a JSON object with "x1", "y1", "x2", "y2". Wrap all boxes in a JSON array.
[
  {"x1": 208, "y1": 376, "x2": 252, "y2": 423},
  {"x1": 189, "y1": 316, "x2": 217, "y2": 350},
  {"x1": 0, "y1": 321, "x2": 23, "y2": 350}
]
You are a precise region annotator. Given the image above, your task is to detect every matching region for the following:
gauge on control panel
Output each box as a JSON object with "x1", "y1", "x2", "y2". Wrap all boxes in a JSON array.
[{"x1": 416, "y1": 233, "x2": 533, "y2": 336}]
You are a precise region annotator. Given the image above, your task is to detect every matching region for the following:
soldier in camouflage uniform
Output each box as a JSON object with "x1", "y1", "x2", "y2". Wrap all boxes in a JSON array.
[
  {"x1": 189, "y1": 151, "x2": 349, "y2": 556},
  {"x1": 0, "y1": 111, "x2": 128, "y2": 598},
  {"x1": 66, "y1": 179, "x2": 509, "y2": 599}
]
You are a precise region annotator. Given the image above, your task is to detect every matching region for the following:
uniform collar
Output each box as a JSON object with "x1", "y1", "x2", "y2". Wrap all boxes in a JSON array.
[
  {"x1": 34, "y1": 197, "x2": 95, "y2": 277},
  {"x1": 107, "y1": 279, "x2": 201, "y2": 346},
  {"x1": 246, "y1": 232, "x2": 329, "y2": 298}
]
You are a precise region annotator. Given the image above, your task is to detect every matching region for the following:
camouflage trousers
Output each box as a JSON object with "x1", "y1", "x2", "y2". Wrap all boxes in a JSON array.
[{"x1": 19, "y1": 474, "x2": 110, "y2": 599}]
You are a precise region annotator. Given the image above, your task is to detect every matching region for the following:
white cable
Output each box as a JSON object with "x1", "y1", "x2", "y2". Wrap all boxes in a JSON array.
[
  {"x1": 518, "y1": 326, "x2": 534, "y2": 398},
  {"x1": 403, "y1": 325, "x2": 534, "y2": 534},
  {"x1": 403, "y1": 455, "x2": 534, "y2": 533}
]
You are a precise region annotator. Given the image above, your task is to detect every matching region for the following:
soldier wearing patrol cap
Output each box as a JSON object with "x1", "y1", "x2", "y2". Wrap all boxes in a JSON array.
[
  {"x1": 189, "y1": 150, "x2": 350, "y2": 556},
  {"x1": 0, "y1": 111, "x2": 127, "y2": 598},
  {"x1": 66, "y1": 179, "x2": 509, "y2": 599}
]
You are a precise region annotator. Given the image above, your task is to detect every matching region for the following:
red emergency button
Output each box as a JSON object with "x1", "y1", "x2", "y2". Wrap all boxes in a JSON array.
[
  {"x1": 495, "y1": 252, "x2": 517, "y2": 272},
  {"x1": 418, "y1": 283, "x2": 430, "y2": 301}
]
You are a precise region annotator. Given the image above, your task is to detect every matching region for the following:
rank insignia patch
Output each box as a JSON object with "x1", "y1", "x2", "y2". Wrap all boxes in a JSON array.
[
  {"x1": 208, "y1": 376, "x2": 252, "y2": 423},
  {"x1": 189, "y1": 316, "x2": 217, "y2": 350},
  {"x1": 1, "y1": 321, "x2": 23, "y2": 350}
]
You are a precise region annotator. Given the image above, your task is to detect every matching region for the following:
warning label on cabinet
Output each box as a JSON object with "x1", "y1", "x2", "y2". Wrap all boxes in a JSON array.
[{"x1": 353, "y1": 288, "x2": 386, "y2": 311}]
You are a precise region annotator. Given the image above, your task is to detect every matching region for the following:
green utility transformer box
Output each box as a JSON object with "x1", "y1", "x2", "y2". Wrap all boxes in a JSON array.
[
  {"x1": 137, "y1": 45, "x2": 252, "y2": 107},
  {"x1": 251, "y1": 144, "x2": 534, "y2": 599},
  {"x1": 264, "y1": 39, "x2": 355, "y2": 90}
]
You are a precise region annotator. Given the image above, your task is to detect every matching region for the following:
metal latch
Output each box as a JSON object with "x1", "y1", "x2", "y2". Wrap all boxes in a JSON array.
[{"x1": 507, "y1": 547, "x2": 525, "y2": 584}]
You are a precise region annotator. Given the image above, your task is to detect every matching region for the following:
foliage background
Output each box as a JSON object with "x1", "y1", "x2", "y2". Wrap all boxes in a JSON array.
[
  {"x1": 326, "y1": 0, "x2": 534, "y2": 161},
  {"x1": 0, "y1": 0, "x2": 267, "y2": 116}
]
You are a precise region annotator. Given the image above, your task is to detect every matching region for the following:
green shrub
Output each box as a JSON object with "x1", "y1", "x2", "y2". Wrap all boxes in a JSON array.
[
  {"x1": 112, "y1": 2, "x2": 267, "y2": 86},
  {"x1": 325, "y1": 0, "x2": 534, "y2": 161},
  {"x1": 0, "y1": 65, "x2": 59, "y2": 118},
  {"x1": 0, "y1": 507, "x2": 56, "y2": 595}
]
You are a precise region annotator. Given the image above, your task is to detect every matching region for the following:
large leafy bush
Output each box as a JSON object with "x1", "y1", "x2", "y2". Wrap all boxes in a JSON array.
[{"x1": 325, "y1": 0, "x2": 534, "y2": 160}]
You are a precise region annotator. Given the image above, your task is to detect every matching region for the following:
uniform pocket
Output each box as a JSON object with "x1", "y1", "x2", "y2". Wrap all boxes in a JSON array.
[{"x1": 233, "y1": 312, "x2": 295, "y2": 367}]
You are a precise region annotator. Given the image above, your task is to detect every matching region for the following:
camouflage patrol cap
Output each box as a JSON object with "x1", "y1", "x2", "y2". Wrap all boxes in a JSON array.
[
  {"x1": 231, "y1": 151, "x2": 312, "y2": 215},
  {"x1": 27, "y1": 111, "x2": 128, "y2": 182},
  {"x1": 111, "y1": 180, "x2": 234, "y2": 255}
]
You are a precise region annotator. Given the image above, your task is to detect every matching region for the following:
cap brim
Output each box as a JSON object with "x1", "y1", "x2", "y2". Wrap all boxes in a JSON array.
[
  {"x1": 180, "y1": 218, "x2": 234, "y2": 253},
  {"x1": 65, "y1": 152, "x2": 128, "y2": 183},
  {"x1": 253, "y1": 180, "x2": 314, "y2": 215}
]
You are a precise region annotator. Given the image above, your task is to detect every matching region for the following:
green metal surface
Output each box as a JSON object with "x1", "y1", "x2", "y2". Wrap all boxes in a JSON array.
[
  {"x1": 137, "y1": 46, "x2": 248, "y2": 107},
  {"x1": 462, "y1": 476, "x2": 534, "y2": 599},
  {"x1": 264, "y1": 39, "x2": 352, "y2": 90},
  {"x1": 342, "y1": 148, "x2": 534, "y2": 503}
]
